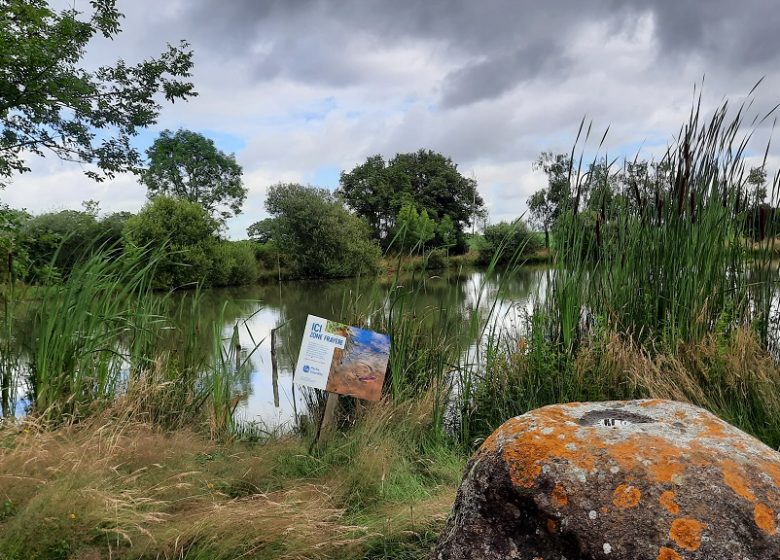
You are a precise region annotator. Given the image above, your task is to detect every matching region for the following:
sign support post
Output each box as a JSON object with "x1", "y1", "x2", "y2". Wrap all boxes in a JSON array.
[{"x1": 314, "y1": 392, "x2": 339, "y2": 447}]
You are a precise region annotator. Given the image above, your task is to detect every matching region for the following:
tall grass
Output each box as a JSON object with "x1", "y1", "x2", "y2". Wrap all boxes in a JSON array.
[
  {"x1": 551, "y1": 91, "x2": 779, "y2": 350},
  {"x1": 0, "y1": 246, "x2": 258, "y2": 440},
  {"x1": 29, "y1": 248, "x2": 165, "y2": 418},
  {"x1": 459, "y1": 89, "x2": 780, "y2": 446}
]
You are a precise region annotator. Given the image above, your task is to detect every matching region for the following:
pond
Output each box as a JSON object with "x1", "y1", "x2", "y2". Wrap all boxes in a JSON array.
[{"x1": 189, "y1": 266, "x2": 551, "y2": 430}]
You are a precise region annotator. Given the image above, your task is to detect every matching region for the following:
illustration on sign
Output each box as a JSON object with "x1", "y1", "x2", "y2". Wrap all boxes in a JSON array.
[{"x1": 294, "y1": 315, "x2": 390, "y2": 401}]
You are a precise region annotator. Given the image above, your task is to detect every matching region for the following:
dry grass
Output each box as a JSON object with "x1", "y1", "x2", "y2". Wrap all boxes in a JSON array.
[
  {"x1": 0, "y1": 396, "x2": 462, "y2": 560},
  {"x1": 0, "y1": 419, "x2": 358, "y2": 559}
]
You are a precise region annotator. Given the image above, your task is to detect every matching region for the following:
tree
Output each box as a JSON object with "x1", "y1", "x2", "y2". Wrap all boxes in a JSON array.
[
  {"x1": 534, "y1": 152, "x2": 573, "y2": 208},
  {"x1": 477, "y1": 220, "x2": 541, "y2": 266},
  {"x1": 140, "y1": 129, "x2": 246, "y2": 220},
  {"x1": 437, "y1": 215, "x2": 457, "y2": 250},
  {"x1": 337, "y1": 154, "x2": 391, "y2": 239},
  {"x1": 394, "y1": 202, "x2": 436, "y2": 253},
  {"x1": 123, "y1": 196, "x2": 220, "y2": 289},
  {"x1": 527, "y1": 190, "x2": 555, "y2": 248},
  {"x1": 265, "y1": 183, "x2": 380, "y2": 277},
  {"x1": 247, "y1": 218, "x2": 277, "y2": 244},
  {"x1": 527, "y1": 152, "x2": 576, "y2": 247},
  {"x1": 339, "y1": 149, "x2": 484, "y2": 249},
  {"x1": 0, "y1": 0, "x2": 196, "y2": 186}
]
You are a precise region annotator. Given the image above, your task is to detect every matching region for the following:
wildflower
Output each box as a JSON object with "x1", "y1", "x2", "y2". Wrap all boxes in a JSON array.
[{"x1": 69, "y1": 512, "x2": 77, "y2": 520}]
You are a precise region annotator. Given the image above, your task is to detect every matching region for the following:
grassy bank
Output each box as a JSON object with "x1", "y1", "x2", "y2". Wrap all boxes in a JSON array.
[{"x1": 0, "y1": 398, "x2": 462, "y2": 560}]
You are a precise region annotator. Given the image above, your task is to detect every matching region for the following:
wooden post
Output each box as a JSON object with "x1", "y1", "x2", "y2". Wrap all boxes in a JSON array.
[
  {"x1": 270, "y1": 327, "x2": 280, "y2": 408},
  {"x1": 313, "y1": 392, "x2": 339, "y2": 448}
]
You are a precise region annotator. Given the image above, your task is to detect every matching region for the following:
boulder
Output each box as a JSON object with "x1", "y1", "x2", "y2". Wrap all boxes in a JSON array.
[{"x1": 433, "y1": 400, "x2": 780, "y2": 559}]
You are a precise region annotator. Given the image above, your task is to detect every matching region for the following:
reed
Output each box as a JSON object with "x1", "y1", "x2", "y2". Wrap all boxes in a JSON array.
[
  {"x1": 550, "y1": 90, "x2": 779, "y2": 350},
  {"x1": 458, "y1": 88, "x2": 780, "y2": 447}
]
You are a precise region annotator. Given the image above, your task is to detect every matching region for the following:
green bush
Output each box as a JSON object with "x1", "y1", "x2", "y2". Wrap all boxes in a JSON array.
[
  {"x1": 265, "y1": 183, "x2": 381, "y2": 278},
  {"x1": 253, "y1": 241, "x2": 282, "y2": 270},
  {"x1": 210, "y1": 241, "x2": 258, "y2": 286},
  {"x1": 477, "y1": 220, "x2": 541, "y2": 265},
  {"x1": 123, "y1": 196, "x2": 220, "y2": 289},
  {"x1": 22, "y1": 210, "x2": 101, "y2": 279},
  {"x1": 425, "y1": 248, "x2": 448, "y2": 270}
]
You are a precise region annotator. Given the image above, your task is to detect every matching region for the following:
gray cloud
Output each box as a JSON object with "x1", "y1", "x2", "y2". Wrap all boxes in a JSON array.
[
  {"x1": 169, "y1": 0, "x2": 780, "y2": 103},
  {"x1": 6, "y1": 0, "x2": 780, "y2": 238}
]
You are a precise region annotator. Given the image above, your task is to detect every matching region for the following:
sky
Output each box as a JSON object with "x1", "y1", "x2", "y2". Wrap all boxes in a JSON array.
[{"x1": 4, "y1": 0, "x2": 780, "y2": 238}]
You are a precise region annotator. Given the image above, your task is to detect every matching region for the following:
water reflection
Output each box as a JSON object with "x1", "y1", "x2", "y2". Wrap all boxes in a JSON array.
[{"x1": 176, "y1": 266, "x2": 548, "y2": 429}]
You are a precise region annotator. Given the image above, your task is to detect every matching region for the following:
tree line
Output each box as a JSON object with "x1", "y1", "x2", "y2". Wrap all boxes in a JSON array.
[
  {"x1": 526, "y1": 151, "x2": 776, "y2": 255},
  {"x1": 0, "y1": 0, "x2": 547, "y2": 290}
]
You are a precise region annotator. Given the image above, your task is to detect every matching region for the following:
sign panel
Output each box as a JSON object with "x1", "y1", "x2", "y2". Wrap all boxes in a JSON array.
[{"x1": 294, "y1": 315, "x2": 390, "y2": 401}]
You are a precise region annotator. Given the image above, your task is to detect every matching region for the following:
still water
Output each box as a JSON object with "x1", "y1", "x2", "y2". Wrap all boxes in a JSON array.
[{"x1": 192, "y1": 266, "x2": 550, "y2": 429}]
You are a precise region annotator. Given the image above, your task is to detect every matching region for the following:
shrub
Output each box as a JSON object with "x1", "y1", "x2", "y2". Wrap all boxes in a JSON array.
[
  {"x1": 253, "y1": 241, "x2": 282, "y2": 270},
  {"x1": 210, "y1": 241, "x2": 258, "y2": 286},
  {"x1": 477, "y1": 220, "x2": 541, "y2": 265},
  {"x1": 22, "y1": 210, "x2": 101, "y2": 278},
  {"x1": 425, "y1": 248, "x2": 448, "y2": 270},
  {"x1": 123, "y1": 196, "x2": 220, "y2": 289},
  {"x1": 265, "y1": 183, "x2": 381, "y2": 278}
]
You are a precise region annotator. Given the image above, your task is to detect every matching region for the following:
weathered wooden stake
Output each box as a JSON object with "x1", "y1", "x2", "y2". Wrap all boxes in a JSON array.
[
  {"x1": 314, "y1": 392, "x2": 339, "y2": 447},
  {"x1": 270, "y1": 327, "x2": 280, "y2": 408}
]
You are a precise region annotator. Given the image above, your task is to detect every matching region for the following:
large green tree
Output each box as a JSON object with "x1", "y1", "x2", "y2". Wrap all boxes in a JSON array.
[
  {"x1": 338, "y1": 149, "x2": 484, "y2": 248},
  {"x1": 140, "y1": 129, "x2": 247, "y2": 220},
  {"x1": 0, "y1": 0, "x2": 196, "y2": 186},
  {"x1": 262, "y1": 183, "x2": 380, "y2": 277}
]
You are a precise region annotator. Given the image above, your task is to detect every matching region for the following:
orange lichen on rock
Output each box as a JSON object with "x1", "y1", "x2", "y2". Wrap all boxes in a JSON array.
[
  {"x1": 699, "y1": 414, "x2": 728, "y2": 439},
  {"x1": 639, "y1": 399, "x2": 665, "y2": 408},
  {"x1": 722, "y1": 459, "x2": 756, "y2": 502},
  {"x1": 656, "y1": 547, "x2": 682, "y2": 560},
  {"x1": 608, "y1": 435, "x2": 685, "y2": 483},
  {"x1": 669, "y1": 518, "x2": 706, "y2": 551},
  {"x1": 659, "y1": 490, "x2": 680, "y2": 515},
  {"x1": 497, "y1": 407, "x2": 595, "y2": 489},
  {"x1": 551, "y1": 484, "x2": 568, "y2": 507},
  {"x1": 754, "y1": 503, "x2": 778, "y2": 535},
  {"x1": 760, "y1": 460, "x2": 780, "y2": 490},
  {"x1": 612, "y1": 484, "x2": 641, "y2": 509}
]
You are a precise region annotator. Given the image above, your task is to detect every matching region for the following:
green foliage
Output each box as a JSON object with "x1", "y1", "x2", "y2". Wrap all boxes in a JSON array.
[
  {"x1": 209, "y1": 241, "x2": 258, "y2": 287},
  {"x1": 527, "y1": 152, "x2": 576, "y2": 248},
  {"x1": 476, "y1": 220, "x2": 541, "y2": 265},
  {"x1": 95, "y1": 211, "x2": 133, "y2": 248},
  {"x1": 22, "y1": 209, "x2": 102, "y2": 279},
  {"x1": 252, "y1": 241, "x2": 282, "y2": 270},
  {"x1": 424, "y1": 248, "x2": 448, "y2": 270},
  {"x1": 437, "y1": 215, "x2": 457, "y2": 249},
  {"x1": 0, "y1": 204, "x2": 30, "y2": 279},
  {"x1": 339, "y1": 150, "x2": 484, "y2": 246},
  {"x1": 246, "y1": 217, "x2": 276, "y2": 243},
  {"x1": 123, "y1": 196, "x2": 219, "y2": 289},
  {"x1": 141, "y1": 129, "x2": 247, "y2": 221},
  {"x1": 265, "y1": 183, "x2": 381, "y2": 278},
  {"x1": 0, "y1": 0, "x2": 196, "y2": 186},
  {"x1": 394, "y1": 202, "x2": 436, "y2": 253}
]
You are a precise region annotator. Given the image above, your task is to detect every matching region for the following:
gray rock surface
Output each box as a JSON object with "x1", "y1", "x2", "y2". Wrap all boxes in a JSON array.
[{"x1": 433, "y1": 400, "x2": 780, "y2": 559}]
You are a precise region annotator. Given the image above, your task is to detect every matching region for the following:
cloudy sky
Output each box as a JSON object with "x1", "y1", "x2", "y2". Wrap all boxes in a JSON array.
[{"x1": 4, "y1": 0, "x2": 780, "y2": 237}]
